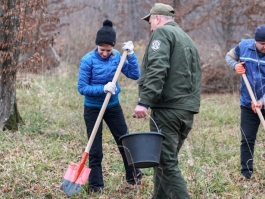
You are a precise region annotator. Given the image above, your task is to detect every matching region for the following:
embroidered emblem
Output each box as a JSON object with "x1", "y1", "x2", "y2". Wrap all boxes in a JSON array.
[{"x1": 151, "y1": 40, "x2": 161, "y2": 51}]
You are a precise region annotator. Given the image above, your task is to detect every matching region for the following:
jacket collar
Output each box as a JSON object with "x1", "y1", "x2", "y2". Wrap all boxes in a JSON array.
[{"x1": 164, "y1": 21, "x2": 179, "y2": 27}]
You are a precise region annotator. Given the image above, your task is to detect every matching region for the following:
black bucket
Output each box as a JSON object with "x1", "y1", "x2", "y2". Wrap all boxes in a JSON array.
[{"x1": 119, "y1": 132, "x2": 165, "y2": 168}]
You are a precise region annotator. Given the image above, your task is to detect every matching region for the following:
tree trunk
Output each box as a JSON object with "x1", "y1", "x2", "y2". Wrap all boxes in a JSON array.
[
  {"x1": 4, "y1": 101, "x2": 23, "y2": 131},
  {"x1": 0, "y1": 0, "x2": 22, "y2": 131}
]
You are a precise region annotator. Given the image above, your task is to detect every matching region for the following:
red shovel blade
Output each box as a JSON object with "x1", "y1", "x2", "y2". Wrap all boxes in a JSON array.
[
  {"x1": 63, "y1": 162, "x2": 91, "y2": 184},
  {"x1": 61, "y1": 152, "x2": 91, "y2": 196}
]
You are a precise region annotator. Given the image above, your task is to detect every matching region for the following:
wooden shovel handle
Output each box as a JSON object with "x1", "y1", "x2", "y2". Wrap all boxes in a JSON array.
[
  {"x1": 84, "y1": 50, "x2": 128, "y2": 153},
  {"x1": 242, "y1": 74, "x2": 265, "y2": 130}
]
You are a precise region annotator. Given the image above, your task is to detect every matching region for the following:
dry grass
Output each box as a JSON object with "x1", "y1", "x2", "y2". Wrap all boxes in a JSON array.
[{"x1": 1, "y1": 65, "x2": 265, "y2": 198}]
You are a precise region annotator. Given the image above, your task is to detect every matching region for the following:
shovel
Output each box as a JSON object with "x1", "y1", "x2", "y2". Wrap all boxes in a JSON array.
[
  {"x1": 242, "y1": 74, "x2": 265, "y2": 130},
  {"x1": 61, "y1": 50, "x2": 128, "y2": 196}
]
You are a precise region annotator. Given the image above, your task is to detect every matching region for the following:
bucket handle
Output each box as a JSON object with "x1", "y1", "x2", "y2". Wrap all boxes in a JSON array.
[
  {"x1": 147, "y1": 114, "x2": 160, "y2": 133},
  {"x1": 133, "y1": 113, "x2": 160, "y2": 133}
]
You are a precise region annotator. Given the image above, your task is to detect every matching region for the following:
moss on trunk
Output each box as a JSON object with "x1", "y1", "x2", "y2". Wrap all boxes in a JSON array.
[{"x1": 4, "y1": 102, "x2": 23, "y2": 131}]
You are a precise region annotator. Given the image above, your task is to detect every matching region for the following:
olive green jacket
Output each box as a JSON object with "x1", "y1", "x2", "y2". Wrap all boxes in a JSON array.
[{"x1": 138, "y1": 21, "x2": 201, "y2": 113}]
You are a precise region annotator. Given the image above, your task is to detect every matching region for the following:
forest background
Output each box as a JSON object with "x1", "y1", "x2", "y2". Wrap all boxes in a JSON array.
[{"x1": 0, "y1": 0, "x2": 265, "y2": 198}]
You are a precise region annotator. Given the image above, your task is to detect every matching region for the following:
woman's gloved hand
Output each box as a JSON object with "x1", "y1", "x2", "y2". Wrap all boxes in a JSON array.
[
  {"x1": 122, "y1": 41, "x2": 134, "y2": 55},
  {"x1": 104, "y1": 82, "x2": 116, "y2": 94}
]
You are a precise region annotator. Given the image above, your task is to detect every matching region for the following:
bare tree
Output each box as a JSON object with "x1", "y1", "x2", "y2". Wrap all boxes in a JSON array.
[
  {"x1": 0, "y1": 0, "x2": 60, "y2": 130},
  {"x1": 0, "y1": 0, "x2": 23, "y2": 130},
  {"x1": 194, "y1": 0, "x2": 265, "y2": 93}
]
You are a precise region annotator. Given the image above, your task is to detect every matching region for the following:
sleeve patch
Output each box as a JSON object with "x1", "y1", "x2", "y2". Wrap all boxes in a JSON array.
[
  {"x1": 151, "y1": 40, "x2": 161, "y2": 51},
  {"x1": 229, "y1": 50, "x2": 237, "y2": 60}
]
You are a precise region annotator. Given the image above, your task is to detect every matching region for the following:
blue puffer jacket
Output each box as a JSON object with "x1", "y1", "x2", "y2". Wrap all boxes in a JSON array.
[
  {"x1": 78, "y1": 48, "x2": 140, "y2": 109},
  {"x1": 238, "y1": 39, "x2": 265, "y2": 109}
]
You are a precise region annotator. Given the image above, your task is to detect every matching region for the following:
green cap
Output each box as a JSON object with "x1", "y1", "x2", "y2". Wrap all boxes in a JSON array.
[{"x1": 141, "y1": 3, "x2": 176, "y2": 22}]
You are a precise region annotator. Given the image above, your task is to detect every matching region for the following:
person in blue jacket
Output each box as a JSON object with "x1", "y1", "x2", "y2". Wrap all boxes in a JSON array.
[
  {"x1": 78, "y1": 19, "x2": 142, "y2": 194},
  {"x1": 225, "y1": 24, "x2": 265, "y2": 180}
]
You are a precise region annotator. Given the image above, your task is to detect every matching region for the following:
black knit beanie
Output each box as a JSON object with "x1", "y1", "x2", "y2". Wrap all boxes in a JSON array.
[
  {"x1": 95, "y1": 20, "x2": 116, "y2": 47},
  {"x1": 255, "y1": 24, "x2": 265, "y2": 41}
]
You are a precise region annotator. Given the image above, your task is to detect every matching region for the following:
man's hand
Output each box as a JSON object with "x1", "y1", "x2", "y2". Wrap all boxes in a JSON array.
[
  {"x1": 133, "y1": 105, "x2": 148, "y2": 118},
  {"x1": 235, "y1": 62, "x2": 245, "y2": 74},
  {"x1": 251, "y1": 101, "x2": 263, "y2": 114}
]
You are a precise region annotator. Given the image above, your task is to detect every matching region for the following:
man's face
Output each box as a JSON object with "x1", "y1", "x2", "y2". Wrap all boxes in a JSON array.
[
  {"x1": 98, "y1": 44, "x2": 113, "y2": 58},
  {"x1": 255, "y1": 41, "x2": 265, "y2": 54},
  {"x1": 149, "y1": 15, "x2": 160, "y2": 32}
]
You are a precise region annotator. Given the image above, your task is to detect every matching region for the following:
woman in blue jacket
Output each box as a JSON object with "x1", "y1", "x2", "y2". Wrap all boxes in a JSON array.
[
  {"x1": 78, "y1": 19, "x2": 141, "y2": 194},
  {"x1": 225, "y1": 24, "x2": 265, "y2": 180}
]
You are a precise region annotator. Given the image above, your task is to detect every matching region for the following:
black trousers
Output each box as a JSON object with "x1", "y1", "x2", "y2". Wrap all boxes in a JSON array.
[
  {"x1": 84, "y1": 104, "x2": 141, "y2": 192},
  {"x1": 240, "y1": 106, "x2": 265, "y2": 178}
]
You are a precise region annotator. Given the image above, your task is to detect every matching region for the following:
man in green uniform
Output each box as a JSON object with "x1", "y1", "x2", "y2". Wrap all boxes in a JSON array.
[{"x1": 133, "y1": 3, "x2": 201, "y2": 199}]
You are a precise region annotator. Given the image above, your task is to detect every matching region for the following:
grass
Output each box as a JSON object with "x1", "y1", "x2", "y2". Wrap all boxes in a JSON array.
[{"x1": 1, "y1": 65, "x2": 265, "y2": 198}]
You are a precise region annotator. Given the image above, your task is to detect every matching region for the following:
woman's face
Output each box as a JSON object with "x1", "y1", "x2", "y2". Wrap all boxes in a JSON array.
[{"x1": 98, "y1": 44, "x2": 113, "y2": 58}]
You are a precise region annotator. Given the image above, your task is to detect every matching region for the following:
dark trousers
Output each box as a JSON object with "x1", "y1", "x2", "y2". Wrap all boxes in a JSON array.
[
  {"x1": 240, "y1": 106, "x2": 265, "y2": 178},
  {"x1": 84, "y1": 104, "x2": 141, "y2": 192},
  {"x1": 150, "y1": 108, "x2": 193, "y2": 199}
]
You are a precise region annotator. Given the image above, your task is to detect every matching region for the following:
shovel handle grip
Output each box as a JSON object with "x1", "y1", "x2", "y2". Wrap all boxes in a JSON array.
[
  {"x1": 242, "y1": 74, "x2": 265, "y2": 130},
  {"x1": 84, "y1": 50, "x2": 128, "y2": 153}
]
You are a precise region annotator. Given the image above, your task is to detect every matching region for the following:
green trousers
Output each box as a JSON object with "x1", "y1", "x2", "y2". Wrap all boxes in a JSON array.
[{"x1": 150, "y1": 108, "x2": 194, "y2": 199}]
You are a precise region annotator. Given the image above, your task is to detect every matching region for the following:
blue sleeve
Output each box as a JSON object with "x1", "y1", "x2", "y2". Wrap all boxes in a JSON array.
[
  {"x1": 225, "y1": 52, "x2": 238, "y2": 70},
  {"x1": 121, "y1": 53, "x2": 140, "y2": 80},
  {"x1": 225, "y1": 44, "x2": 240, "y2": 70},
  {"x1": 77, "y1": 57, "x2": 105, "y2": 96}
]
